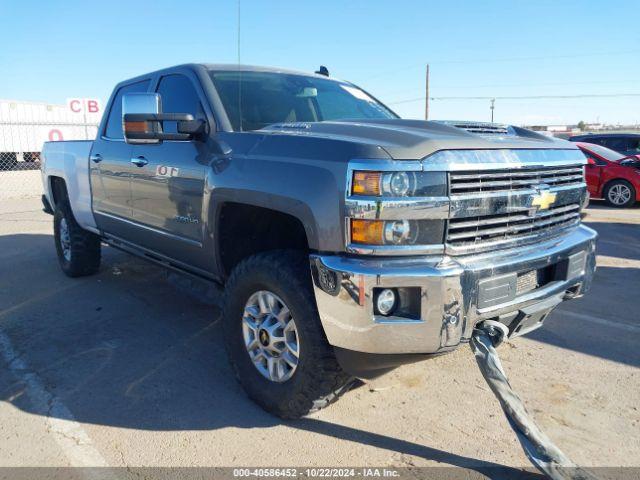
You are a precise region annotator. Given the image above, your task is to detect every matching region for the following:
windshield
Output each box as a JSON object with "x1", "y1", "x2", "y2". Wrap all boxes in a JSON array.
[
  {"x1": 581, "y1": 143, "x2": 626, "y2": 162},
  {"x1": 209, "y1": 71, "x2": 397, "y2": 131}
]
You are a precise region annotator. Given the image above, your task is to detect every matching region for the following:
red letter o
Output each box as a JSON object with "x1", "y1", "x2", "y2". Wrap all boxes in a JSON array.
[{"x1": 48, "y1": 129, "x2": 64, "y2": 141}]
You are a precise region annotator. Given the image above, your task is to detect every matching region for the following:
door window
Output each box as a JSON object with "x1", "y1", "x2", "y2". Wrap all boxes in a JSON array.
[
  {"x1": 156, "y1": 74, "x2": 205, "y2": 134},
  {"x1": 104, "y1": 80, "x2": 150, "y2": 139},
  {"x1": 602, "y1": 137, "x2": 628, "y2": 153},
  {"x1": 626, "y1": 138, "x2": 640, "y2": 154}
]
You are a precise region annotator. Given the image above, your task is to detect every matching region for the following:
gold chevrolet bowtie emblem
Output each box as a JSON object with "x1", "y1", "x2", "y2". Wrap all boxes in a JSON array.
[{"x1": 531, "y1": 189, "x2": 557, "y2": 210}]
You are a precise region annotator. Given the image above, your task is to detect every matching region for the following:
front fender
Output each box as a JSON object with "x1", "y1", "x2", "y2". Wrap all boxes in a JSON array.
[{"x1": 206, "y1": 154, "x2": 348, "y2": 252}]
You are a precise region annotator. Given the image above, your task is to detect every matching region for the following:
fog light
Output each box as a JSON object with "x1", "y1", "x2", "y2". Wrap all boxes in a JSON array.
[{"x1": 376, "y1": 288, "x2": 397, "y2": 316}]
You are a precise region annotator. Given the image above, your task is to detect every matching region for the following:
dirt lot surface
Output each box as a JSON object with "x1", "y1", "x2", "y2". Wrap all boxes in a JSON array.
[{"x1": 0, "y1": 198, "x2": 638, "y2": 478}]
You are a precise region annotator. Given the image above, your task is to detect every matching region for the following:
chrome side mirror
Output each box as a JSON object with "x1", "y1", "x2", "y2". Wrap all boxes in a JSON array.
[
  {"x1": 122, "y1": 93, "x2": 206, "y2": 144},
  {"x1": 122, "y1": 93, "x2": 162, "y2": 145}
]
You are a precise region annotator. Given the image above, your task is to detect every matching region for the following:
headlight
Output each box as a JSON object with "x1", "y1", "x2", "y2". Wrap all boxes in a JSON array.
[
  {"x1": 350, "y1": 219, "x2": 443, "y2": 245},
  {"x1": 382, "y1": 172, "x2": 411, "y2": 196},
  {"x1": 351, "y1": 171, "x2": 446, "y2": 197},
  {"x1": 384, "y1": 220, "x2": 411, "y2": 244}
]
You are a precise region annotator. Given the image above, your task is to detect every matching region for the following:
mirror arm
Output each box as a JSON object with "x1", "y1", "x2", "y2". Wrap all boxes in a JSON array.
[
  {"x1": 177, "y1": 119, "x2": 206, "y2": 136},
  {"x1": 129, "y1": 131, "x2": 191, "y2": 141},
  {"x1": 124, "y1": 113, "x2": 194, "y2": 123}
]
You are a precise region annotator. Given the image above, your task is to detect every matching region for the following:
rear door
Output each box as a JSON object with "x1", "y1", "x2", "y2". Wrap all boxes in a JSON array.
[
  {"x1": 91, "y1": 80, "x2": 150, "y2": 236},
  {"x1": 128, "y1": 73, "x2": 209, "y2": 269}
]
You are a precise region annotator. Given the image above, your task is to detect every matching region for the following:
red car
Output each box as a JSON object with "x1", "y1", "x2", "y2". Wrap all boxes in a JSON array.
[{"x1": 576, "y1": 142, "x2": 640, "y2": 208}]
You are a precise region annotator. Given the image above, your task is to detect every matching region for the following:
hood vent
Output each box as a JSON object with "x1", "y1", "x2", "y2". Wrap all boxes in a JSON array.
[{"x1": 437, "y1": 120, "x2": 513, "y2": 136}]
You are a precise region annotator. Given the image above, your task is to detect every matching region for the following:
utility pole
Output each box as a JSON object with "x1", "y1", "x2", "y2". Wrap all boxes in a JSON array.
[
  {"x1": 425, "y1": 64, "x2": 430, "y2": 121},
  {"x1": 490, "y1": 98, "x2": 495, "y2": 122}
]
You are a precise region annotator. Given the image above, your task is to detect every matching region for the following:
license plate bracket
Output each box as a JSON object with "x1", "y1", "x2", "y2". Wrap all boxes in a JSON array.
[{"x1": 508, "y1": 293, "x2": 564, "y2": 337}]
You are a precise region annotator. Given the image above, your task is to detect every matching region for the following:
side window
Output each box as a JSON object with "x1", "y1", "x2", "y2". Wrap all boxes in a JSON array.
[
  {"x1": 594, "y1": 157, "x2": 607, "y2": 166},
  {"x1": 602, "y1": 137, "x2": 627, "y2": 153},
  {"x1": 589, "y1": 137, "x2": 608, "y2": 147},
  {"x1": 104, "y1": 80, "x2": 150, "y2": 139},
  {"x1": 156, "y1": 74, "x2": 205, "y2": 134},
  {"x1": 628, "y1": 139, "x2": 640, "y2": 153}
]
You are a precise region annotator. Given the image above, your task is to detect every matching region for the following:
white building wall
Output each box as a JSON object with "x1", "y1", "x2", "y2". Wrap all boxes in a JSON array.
[{"x1": 0, "y1": 99, "x2": 102, "y2": 152}]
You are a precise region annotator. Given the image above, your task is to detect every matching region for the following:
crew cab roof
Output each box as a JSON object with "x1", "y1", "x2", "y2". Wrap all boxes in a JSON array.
[
  {"x1": 116, "y1": 63, "x2": 340, "y2": 87},
  {"x1": 201, "y1": 63, "x2": 333, "y2": 79}
]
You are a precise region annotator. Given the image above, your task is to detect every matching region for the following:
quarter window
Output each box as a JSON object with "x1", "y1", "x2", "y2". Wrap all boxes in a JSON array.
[{"x1": 104, "y1": 80, "x2": 150, "y2": 139}]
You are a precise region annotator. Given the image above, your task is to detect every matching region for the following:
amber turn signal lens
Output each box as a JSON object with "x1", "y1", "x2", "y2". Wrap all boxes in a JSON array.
[
  {"x1": 124, "y1": 121, "x2": 149, "y2": 133},
  {"x1": 352, "y1": 171, "x2": 381, "y2": 196},
  {"x1": 351, "y1": 219, "x2": 384, "y2": 245}
]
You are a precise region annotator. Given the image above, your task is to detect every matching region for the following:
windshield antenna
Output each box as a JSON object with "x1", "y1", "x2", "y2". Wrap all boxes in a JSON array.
[{"x1": 237, "y1": 0, "x2": 243, "y2": 131}]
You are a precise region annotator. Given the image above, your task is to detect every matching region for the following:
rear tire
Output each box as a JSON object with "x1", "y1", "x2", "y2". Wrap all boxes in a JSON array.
[
  {"x1": 53, "y1": 202, "x2": 101, "y2": 277},
  {"x1": 604, "y1": 180, "x2": 636, "y2": 208},
  {"x1": 222, "y1": 250, "x2": 354, "y2": 419}
]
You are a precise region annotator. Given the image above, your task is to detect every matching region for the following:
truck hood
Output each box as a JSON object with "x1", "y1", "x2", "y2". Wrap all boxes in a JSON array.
[{"x1": 260, "y1": 119, "x2": 577, "y2": 160}]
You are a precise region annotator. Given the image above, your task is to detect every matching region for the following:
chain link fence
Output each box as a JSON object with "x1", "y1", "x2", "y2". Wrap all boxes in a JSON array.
[{"x1": 1, "y1": 100, "x2": 100, "y2": 201}]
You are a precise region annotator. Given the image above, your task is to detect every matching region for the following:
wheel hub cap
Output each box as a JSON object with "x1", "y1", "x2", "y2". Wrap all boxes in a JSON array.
[
  {"x1": 258, "y1": 329, "x2": 270, "y2": 346},
  {"x1": 609, "y1": 185, "x2": 631, "y2": 205},
  {"x1": 242, "y1": 290, "x2": 299, "y2": 383}
]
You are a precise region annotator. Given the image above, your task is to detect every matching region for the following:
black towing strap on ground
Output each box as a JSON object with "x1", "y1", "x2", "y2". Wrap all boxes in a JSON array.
[{"x1": 470, "y1": 320, "x2": 598, "y2": 480}]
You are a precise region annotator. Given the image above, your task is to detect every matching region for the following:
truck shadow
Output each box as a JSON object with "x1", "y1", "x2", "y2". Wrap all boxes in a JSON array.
[
  {"x1": 527, "y1": 213, "x2": 640, "y2": 367},
  {"x1": 582, "y1": 220, "x2": 640, "y2": 262},
  {"x1": 0, "y1": 233, "x2": 541, "y2": 476}
]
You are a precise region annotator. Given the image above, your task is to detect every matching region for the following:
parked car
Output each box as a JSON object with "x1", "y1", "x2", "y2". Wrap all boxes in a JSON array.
[
  {"x1": 40, "y1": 64, "x2": 597, "y2": 418},
  {"x1": 575, "y1": 142, "x2": 640, "y2": 207},
  {"x1": 569, "y1": 133, "x2": 640, "y2": 157}
]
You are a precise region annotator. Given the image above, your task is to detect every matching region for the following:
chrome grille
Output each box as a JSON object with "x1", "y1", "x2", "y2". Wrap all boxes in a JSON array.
[
  {"x1": 450, "y1": 166, "x2": 584, "y2": 194},
  {"x1": 447, "y1": 203, "x2": 581, "y2": 248}
]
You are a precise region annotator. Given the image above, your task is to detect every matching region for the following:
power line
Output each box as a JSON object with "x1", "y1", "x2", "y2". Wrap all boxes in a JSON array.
[
  {"x1": 363, "y1": 49, "x2": 640, "y2": 80},
  {"x1": 377, "y1": 79, "x2": 640, "y2": 98},
  {"x1": 388, "y1": 93, "x2": 640, "y2": 105}
]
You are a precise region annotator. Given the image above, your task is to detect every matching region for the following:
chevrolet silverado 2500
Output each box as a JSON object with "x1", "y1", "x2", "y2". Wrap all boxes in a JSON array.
[{"x1": 41, "y1": 64, "x2": 597, "y2": 418}]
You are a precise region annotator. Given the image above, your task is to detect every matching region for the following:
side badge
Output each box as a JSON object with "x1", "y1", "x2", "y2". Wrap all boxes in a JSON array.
[
  {"x1": 156, "y1": 165, "x2": 179, "y2": 178},
  {"x1": 174, "y1": 214, "x2": 199, "y2": 224}
]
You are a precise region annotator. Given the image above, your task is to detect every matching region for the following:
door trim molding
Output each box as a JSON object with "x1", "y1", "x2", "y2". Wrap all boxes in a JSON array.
[{"x1": 95, "y1": 210, "x2": 203, "y2": 248}]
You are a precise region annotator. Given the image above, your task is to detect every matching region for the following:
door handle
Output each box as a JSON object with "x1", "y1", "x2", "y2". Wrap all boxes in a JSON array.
[
  {"x1": 90, "y1": 154, "x2": 103, "y2": 163},
  {"x1": 130, "y1": 156, "x2": 148, "y2": 167}
]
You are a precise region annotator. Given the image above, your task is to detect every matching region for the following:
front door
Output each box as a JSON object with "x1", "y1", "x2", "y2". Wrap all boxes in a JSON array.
[
  {"x1": 128, "y1": 73, "x2": 208, "y2": 269},
  {"x1": 91, "y1": 79, "x2": 150, "y2": 236},
  {"x1": 585, "y1": 158, "x2": 606, "y2": 198}
]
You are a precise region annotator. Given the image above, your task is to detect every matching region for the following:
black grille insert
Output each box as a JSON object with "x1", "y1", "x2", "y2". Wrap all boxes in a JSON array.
[
  {"x1": 450, "y1": 166, "x2": 584, "y2": 194},
  {"x1": 447, "y1": 203, "x2": 581, "y2": 248}
]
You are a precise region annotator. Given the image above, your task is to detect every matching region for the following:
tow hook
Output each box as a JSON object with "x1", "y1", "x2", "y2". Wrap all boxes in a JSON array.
[{"x1": 471, "y1": 321, "x2": 598, "y2": 480}]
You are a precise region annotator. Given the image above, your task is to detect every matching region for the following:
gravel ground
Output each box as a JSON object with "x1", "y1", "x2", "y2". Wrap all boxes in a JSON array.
[
  {"x1": 0, "y1": 170, "x2": 42, "y2": 201},
  {"x1": 0, "y1": 198, "x2": 638, "y2": 478}
]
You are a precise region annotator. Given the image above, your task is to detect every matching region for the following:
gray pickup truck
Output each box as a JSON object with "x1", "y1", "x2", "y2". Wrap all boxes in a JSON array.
[{"x1": 41, "y1": 63, "x2": 597, "y2": 418}]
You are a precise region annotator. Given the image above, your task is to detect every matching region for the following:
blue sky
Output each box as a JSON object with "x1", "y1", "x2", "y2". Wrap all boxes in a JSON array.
[{"x1": 1, "y1": 0, "x2": 639, "y2": 125}]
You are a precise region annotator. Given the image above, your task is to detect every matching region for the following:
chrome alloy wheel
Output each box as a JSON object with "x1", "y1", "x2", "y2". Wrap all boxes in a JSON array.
[
  {"x1": 242, "y1": 290, "x2": 300, "y2": 383},
  {"x1": 608, "y1": 184, "x2": 632, "y2": 205},
  {"x1": 59, "y1": 218, "x2": 71, "y2": 261}
]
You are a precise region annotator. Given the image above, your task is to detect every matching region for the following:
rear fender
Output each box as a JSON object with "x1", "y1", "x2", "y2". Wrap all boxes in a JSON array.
[{"x1": 41, "y1": 141, "x2": 98, "y2": 233}]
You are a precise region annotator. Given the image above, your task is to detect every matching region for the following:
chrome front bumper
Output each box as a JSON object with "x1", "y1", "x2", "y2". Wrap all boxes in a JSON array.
[{"x1": 310, "y1": 225, "x2": 597, "y2": 355}]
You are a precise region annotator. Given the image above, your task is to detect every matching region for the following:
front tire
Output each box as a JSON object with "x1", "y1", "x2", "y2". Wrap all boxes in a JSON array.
[
  {"x1": 222, "y1": 250, "x2": 353, "y2": 419},
  {"x1": 604, "y1": 180, "x2": 636, "y2": 208},
  {"x1": 53, "y1": 203, "x2": 101, "y2": 277}
]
